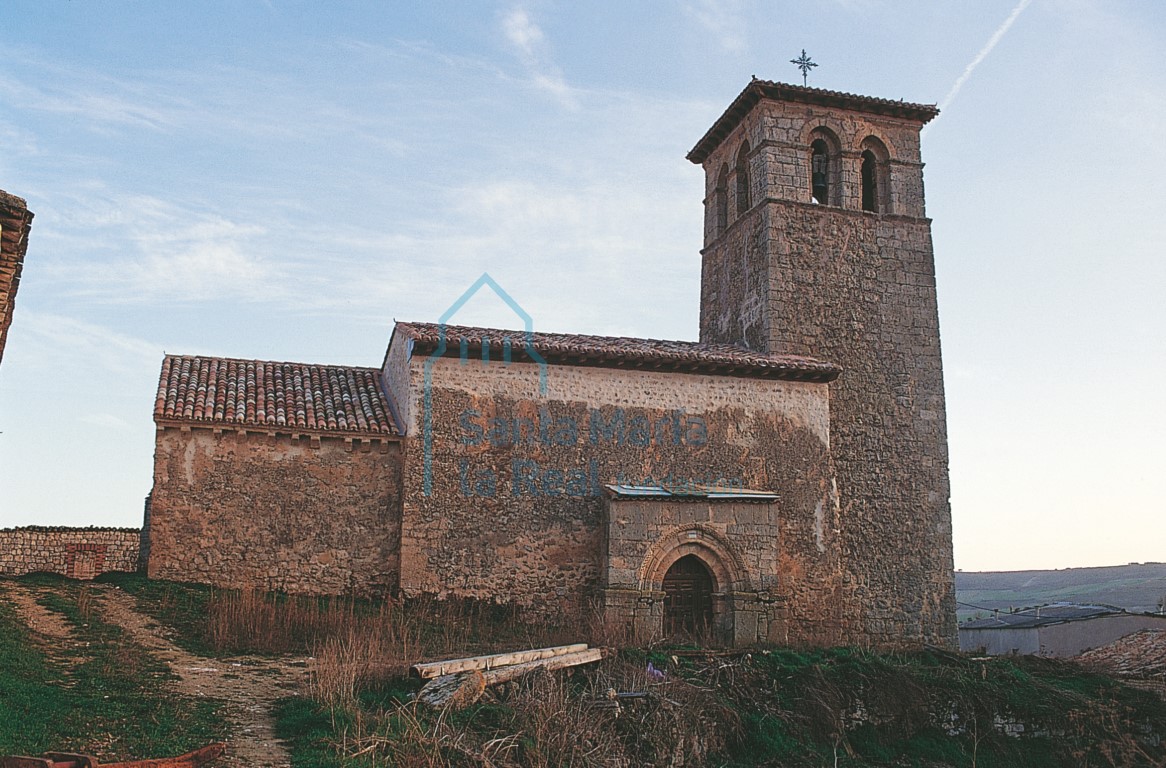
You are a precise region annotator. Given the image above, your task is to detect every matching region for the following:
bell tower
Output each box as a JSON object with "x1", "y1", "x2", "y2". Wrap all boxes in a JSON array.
[{"x1": 688, "y1": 81, "x2": 956, "y2": 647}]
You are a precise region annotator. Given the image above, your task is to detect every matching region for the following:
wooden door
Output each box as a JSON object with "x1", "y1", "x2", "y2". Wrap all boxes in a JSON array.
[{"x1": 663, "y1": 555, "x2": 714, "y2": 638}]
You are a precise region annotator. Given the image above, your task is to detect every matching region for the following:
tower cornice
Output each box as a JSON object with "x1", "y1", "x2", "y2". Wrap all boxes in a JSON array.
[{"x1": 687, "y1": 80, "x2": 938, "y2": 164}]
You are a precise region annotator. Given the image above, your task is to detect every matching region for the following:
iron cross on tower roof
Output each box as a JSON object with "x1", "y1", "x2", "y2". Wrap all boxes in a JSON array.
[{"x1": 790, "y1": 49, "x2": 817, "y2": 86}]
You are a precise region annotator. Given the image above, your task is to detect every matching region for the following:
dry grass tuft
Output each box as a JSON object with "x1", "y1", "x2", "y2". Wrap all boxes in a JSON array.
[
  {"x1": 309, "y1": 603, "x2": 423, "y2": 711},
  {"x1": 200, "y1": 587, "x2": 593, "y2": 713},
  {"x1": 207, "y1": 589, "x2": 352, "y2": 654},
  {"x1": 332, "y1": 655, "x2": 738, "y2": 767}
]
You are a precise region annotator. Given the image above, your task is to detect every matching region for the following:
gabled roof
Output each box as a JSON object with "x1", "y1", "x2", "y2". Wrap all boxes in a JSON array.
[
  {"x1": 961, "y1": 603, "x2": 1125, "y2": 630},
  {"x1": 0, "y1": 189, "x2": 34, "y2": 368},
  {"x1": 687, "y1": 79, "x2": 939, "y2": 164},
  {"x1": 394, "y1": 321, "x2": 840, "y2": 383},
  {"x1": 154, "y1": 355, "x2": 398, "y2": 436}
]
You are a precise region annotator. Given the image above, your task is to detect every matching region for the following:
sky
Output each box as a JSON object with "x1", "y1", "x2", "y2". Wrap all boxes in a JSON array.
[{"x1": 0, "y1": 1, "x2": 1162, "y2": 572}]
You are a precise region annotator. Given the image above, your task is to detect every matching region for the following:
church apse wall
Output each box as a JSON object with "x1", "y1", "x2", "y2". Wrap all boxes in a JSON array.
[
  {"x1": 149, "y1": 428, "x2": 402, "y2": 595},
  {"x1": 394, "y1": 333, "x2": 844, "y2": 643},
  {"x1": 147, "y1": 355, "x2": 402, "y2": 596}
]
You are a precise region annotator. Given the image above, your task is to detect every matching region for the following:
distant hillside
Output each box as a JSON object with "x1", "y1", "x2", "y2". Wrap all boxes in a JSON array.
[{"x1": 956, "y1": 563, "x2": 1166, "y2": 623}]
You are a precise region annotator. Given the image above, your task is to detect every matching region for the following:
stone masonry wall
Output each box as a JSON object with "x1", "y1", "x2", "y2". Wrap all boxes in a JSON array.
[
  {"x1": 397, "y1": 355, "x2": 844, "y2": 643},
  {"x1": 0, "y1": 189, "x2": 34, "y2": 369},
  {"x1": 603, "y1": 496, "x2": 843, "y2": 646},
  {"x1": 764, "y1": 205, "x2": 954, "y2": 648},
  {"x1": 0, "y1": 527, "x2": 140, "y2": 579},
  {"x1": 701, "y1": 101, "x2": 926, "y2": 245},
  {"x1": 148, "y1": 427, "x2": 402, "y2": 596},
  {"x1": 697, "y1": 98, "x2": 956, "y2": 648}
]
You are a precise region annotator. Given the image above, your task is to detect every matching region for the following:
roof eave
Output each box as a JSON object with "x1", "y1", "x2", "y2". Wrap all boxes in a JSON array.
[
  {"x1": 410, "y1": 336, "x2": 840, "y2": 383},
  {"x1": 687, "y1": 80, "x2": 940, "y2": 165},
  {"x1": 153, "y1": 417, "x2": 400, "y2": 440}
]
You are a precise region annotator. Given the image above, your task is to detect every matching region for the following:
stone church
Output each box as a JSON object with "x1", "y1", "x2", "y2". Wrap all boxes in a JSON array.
[{"x1": 146, "y1": 80, "x2": 956, "y2": 648}]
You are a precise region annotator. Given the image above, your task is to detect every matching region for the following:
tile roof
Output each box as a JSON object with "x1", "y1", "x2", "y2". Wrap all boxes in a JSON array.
[
  {"x1": 0, "y1": 189, "x2": 34, "y2": 369},
  {"x1": 394, "y1": 321, "x2": 840, "y2": 382},
  {"x1": 155, "y1": 355, "x2": 398, "y2": 436},
  {"x1": 687, "y1": 79, "x2": 939, "y2": 164},
  {"x1": 1078, "y1": 629, "x2": 1166, "y2": 677}
]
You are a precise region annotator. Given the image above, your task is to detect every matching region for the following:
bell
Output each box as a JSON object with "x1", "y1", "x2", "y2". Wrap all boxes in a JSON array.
[{"x1": 812, "y1": 171, "x2": 827, "y2": 202}]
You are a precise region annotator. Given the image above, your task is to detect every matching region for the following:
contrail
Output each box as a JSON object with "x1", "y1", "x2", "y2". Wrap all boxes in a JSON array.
[{"x1": 929, "y1": 0, "x2": 1033, "y2": 129}]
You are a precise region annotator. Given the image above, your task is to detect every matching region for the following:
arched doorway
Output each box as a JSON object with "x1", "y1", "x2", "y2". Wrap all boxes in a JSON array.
[{"x1": 663, "y1": 554, "x2": 715, "y2": 638}]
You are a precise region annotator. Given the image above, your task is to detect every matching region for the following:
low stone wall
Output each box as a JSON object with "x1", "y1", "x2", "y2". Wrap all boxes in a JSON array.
[{"x1": 0, "y1": 526, "x2": 141, "y2": 579}]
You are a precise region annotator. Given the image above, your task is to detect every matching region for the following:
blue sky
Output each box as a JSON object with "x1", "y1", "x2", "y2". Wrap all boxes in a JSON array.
[{"x1": 0, "y1": 1, "x2": 1162, "y2": 571}]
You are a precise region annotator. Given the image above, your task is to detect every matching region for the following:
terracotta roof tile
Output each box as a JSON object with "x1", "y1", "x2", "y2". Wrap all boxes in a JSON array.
[
  {"x1": 687, "y1": 79, "x2": 939, "y2": 164},
  {"x1": 1078, "y1": 629, "x2": 1166, "y2": 676},
  {"x1": 155, "y1": 355, "x2": 397, "y2": 436},
  {"x1": 395, "y1": 321, "x2": 840, "y2": 382}
]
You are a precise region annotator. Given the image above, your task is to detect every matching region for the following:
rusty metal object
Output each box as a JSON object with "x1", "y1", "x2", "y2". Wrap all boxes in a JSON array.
[{"x1": 0, "y1": 743, "x2": 225, "y2": 768}]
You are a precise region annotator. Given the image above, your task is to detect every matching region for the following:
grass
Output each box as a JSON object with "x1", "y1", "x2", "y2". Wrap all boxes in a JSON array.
[
  {"x1": 0, "y1": 575, "x2": 226, "y2": 762},
  {"x1": 95, "y1": 572, "x2": 218, "y2": 656},
  {"x1": 273, "y1": 646, "x2": 1166, "y2": 767},
  {"x1": 103, "y1": 572, "x2": 582, "y2": 661},
  {"x1": 955, "y1": 564, "x2": 1166, "y2": 621},
  {"x1": 101, "y1": 575, "x2": 1166, "y2": 766},
  {"x1": 6, "y1": 575, "x2": 1164, "y2": 766}
]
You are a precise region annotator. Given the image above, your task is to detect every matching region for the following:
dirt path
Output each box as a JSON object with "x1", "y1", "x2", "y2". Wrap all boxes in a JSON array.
[
  {"x1": 90, "y1": 583, "x2": 309, "y2": 768},
  {"x1": 1, "y1": 582, "x2": 76, "y2": 640},
  {"x1": 0, "y1": 580, "x2": 310, "y2": 768}
]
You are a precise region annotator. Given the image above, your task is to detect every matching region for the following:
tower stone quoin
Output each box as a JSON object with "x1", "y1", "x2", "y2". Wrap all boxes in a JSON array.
[{"x1": 689, "y1": 80, "x2": 956, "y2": 647}]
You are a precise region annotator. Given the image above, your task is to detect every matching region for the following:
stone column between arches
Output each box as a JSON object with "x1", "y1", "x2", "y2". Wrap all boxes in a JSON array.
[{"x1": 600, "y1": 494, "x2": 785, "y2": 647}]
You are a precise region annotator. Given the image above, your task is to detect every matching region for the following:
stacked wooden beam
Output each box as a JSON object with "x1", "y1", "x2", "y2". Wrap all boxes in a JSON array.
[{"x1": 412, "y1": 644, "x2": 605, "y2": 708}]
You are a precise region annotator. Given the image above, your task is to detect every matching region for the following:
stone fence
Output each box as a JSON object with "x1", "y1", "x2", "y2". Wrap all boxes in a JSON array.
[{"x1": 0, "y1": 526, "x2": 142, "y2": 579}]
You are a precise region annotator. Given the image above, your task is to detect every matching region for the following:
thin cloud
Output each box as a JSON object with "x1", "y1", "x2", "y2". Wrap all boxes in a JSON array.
[
  {"x1": 500, "y1": 7, "x2": 579, "y2": 109},
  {"x1": 503, "y1": 7, "x2": 545, "y2": 58},
  {"x1": 0, "y1": 47, "x2": 357, "y2": 144},
  {"x1": 682, "y1": 0, "x2": 747, "y2": 54},
  {"x1": 0, "y1": 54, "x2": 186, "y2": 132},
  {"x1": 308, "y1": 170, "x2": 697, "y2": 333},
  {"x1": 18, "y1": 311, "x2": 161, "y2": 374},
  {"x1": 81, "y1": 413, "x2": 133, "y2": 430},
  {"x1": 930, "y1": 0, "x2": 1033, "y2": 129},
  {"x1": 42, "y1": 194, "x2": 286, "y2": 304}
]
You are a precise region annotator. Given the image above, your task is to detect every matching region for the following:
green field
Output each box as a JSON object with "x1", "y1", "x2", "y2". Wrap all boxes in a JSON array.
[{"x1": 956, "y1": 563, "x2": 1166, "y2": 623}]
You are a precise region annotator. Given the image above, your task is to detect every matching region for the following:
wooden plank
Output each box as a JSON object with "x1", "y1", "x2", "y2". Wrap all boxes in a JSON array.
[
  {"x1": 417, "y1": 670, "x2": 487, "y2": 708},
  {"x1": 411, "y1": 643, "x2": 589, "y2": 679},
  {"x1": 417, "y1": 649, "x2": 605, "y2": 709},
  {"x1": 479, "y1": 648, "x2": 604, "y2": 686}
]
